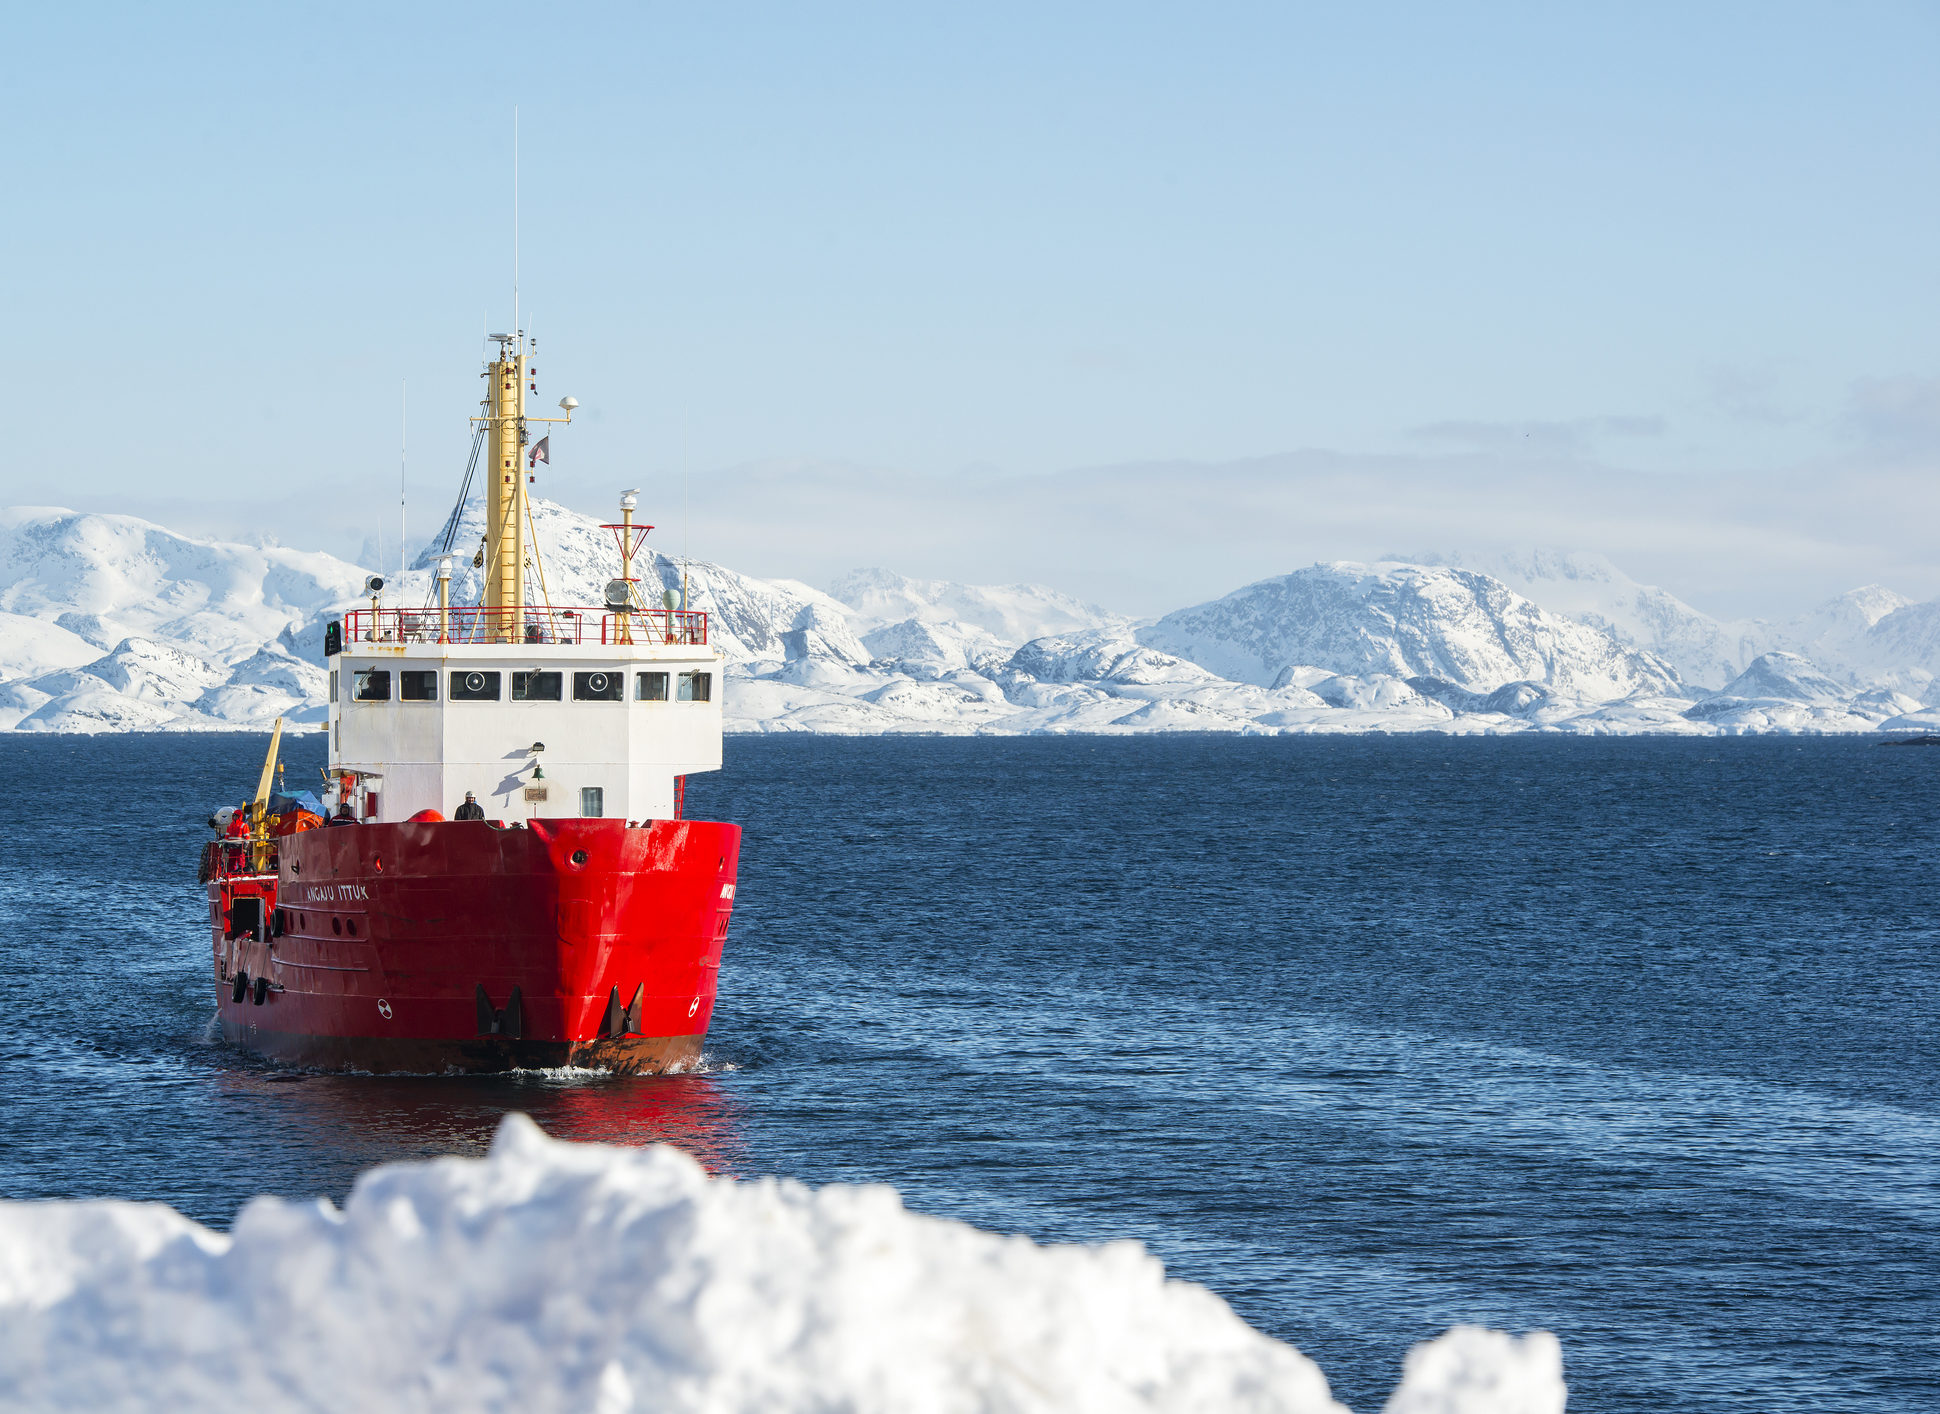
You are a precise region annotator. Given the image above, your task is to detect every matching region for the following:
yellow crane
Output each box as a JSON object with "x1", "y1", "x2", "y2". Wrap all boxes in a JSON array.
[{"x1": 249, "y1": 717, "x2": 284, "y2": 873}]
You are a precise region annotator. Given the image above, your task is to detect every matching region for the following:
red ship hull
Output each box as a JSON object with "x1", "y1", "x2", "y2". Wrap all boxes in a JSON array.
[{"x1": 206, "y1": 817, "x2": 740, "y2": 1074}]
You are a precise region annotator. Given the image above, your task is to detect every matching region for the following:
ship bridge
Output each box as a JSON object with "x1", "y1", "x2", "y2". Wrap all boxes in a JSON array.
[{"x1": 327, "y1": 605, "x2": 722, "y2": 824}]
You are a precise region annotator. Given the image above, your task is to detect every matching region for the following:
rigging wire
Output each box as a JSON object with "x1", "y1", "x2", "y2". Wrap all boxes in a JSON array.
[
  {"x1": 438, "y1": 425, "x2": 488, "y2": 556},
  {"x1": 419, "y1": 424, "x2": 488, "y2": 615}
]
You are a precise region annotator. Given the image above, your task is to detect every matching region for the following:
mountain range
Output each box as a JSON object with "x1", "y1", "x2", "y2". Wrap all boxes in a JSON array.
[{"x1": 4, "y1": 500, "x2": 1938, "y2": 736}]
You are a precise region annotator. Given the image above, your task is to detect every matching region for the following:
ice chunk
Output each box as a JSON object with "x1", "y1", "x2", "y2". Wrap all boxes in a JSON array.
[
  {"x1": 0, "y1": 1116, "x2": 1564, "y2": 1414},
  {"x1": 1383, "y1": 1326, "x2": 1567, "y2": 1414}
]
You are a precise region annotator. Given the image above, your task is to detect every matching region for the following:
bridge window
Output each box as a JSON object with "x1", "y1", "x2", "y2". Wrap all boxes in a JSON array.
[
  {"x1": 450, "y1": 670, "x2": 501, "y2": 701},
  {"x1": 636, "y1": 671, "x2": 668, "y2": 702},
  {"x1": 353, "y1": 669, "x2": 391, "y2": 702},
  {"x1": 573, "y1": 671, "x2": 623, "y2": 701},
  {"x1": 677, "y1": 671, "x2": 712, "y2": 703},
  {"x1": 512, "y1": 670, "x2": 562, "y2": 701},
  {"x1": 580, "y1": 786, "x2": 605, "y2": 817},
  {"x1": 400, "y1": 671, "x2": 438, "y2": 701}
]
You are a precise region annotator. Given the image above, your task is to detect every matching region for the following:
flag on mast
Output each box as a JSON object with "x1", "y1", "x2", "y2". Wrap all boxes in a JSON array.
[{"x1": 528, "y1": 436, "x2": 550, "y2": 469}]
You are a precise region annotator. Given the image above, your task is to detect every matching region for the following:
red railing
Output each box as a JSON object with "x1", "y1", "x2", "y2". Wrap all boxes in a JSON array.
[
  {"x1": 599, "y1": 611, "x2": 707, "y2": 646},
  {"x1": 341, "y1": 607, "x2": 707, "y2": 647}
]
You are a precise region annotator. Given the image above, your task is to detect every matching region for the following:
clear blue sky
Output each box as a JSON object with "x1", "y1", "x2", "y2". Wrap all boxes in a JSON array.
[{"x1": 5, "y1": 2, "x2": 1937, "y2": 616}]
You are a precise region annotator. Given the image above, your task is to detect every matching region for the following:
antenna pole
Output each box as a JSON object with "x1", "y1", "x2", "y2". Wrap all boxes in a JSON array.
[
  {"x1": 513, "y1": 108, "x2": 520, "y2": 343},
  {"x1": 399, "y1": 380, "x2": 407, "y2": 580}
]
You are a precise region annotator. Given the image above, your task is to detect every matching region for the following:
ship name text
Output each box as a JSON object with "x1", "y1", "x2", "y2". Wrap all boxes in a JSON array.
[{"x1": 300, "y1": 883, "x2": 371, "y2": 903}]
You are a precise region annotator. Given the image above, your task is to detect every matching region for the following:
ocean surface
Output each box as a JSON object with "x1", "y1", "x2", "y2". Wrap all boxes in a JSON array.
[{"x1": 0, "y1": 733, "x2": 1933, "y2": 1412}]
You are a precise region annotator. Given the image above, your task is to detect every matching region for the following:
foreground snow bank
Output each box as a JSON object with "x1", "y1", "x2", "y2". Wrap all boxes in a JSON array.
[{"x1": 0, "y1": 1115, "x2": 1563, "y2": 1413}]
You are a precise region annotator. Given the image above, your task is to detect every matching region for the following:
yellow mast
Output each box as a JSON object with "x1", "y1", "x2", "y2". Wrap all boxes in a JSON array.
[
  {"x1": 481, "y1": 336, "x2": 526, "y2": 639},
  {"x1": 473, "y1": 334, "x2": 573, "y2": 642}
]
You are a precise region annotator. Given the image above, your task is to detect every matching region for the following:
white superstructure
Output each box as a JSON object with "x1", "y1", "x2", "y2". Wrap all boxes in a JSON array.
[{"x1": 325, "y1": 634, "x2": 724, "y2": 823}]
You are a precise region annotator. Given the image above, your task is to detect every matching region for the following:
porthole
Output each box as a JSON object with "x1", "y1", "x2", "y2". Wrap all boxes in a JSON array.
[
  {"x1": 570, "y1": 849, "x2": 589, "y2": 866},
  {"x1": 332, "y1": 917, "x2": 343, "y2": 936},
  {"x1": 347, "y1": 919, "x2": 359, "y2": 937},
  {"x1": 372, "y1": 855, "x2": 384, "y2": 874}
]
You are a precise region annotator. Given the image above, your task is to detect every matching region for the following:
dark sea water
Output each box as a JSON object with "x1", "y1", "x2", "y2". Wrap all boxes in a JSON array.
[{"x1": 0, "y1": 733, "x2": 1934, "y2": 1412}]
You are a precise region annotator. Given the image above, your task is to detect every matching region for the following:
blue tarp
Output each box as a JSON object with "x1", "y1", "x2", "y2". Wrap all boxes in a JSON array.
[{"x1": 267, "y1": 791, "x2": 325, "y2": 817}]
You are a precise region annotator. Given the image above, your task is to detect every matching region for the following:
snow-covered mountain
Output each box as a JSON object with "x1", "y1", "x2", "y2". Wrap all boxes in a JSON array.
[
  {"x1": 0, "y1": 507, "x2": 358, "y2": 731},
  {"x1": 1411, "y1": 548, "x2": 1929, "y2": 693},
  {"x1": 830, "y1": 568, "x2": 1126, "y2": 641},
  {"x1": 1138, "y1": 561, "x2": 1681, "y2": 699},
  {"x1": 4, "y1": 500, "x2": 1938, "y2": 736},
  {"x1": 1413, "y1": 549, "x2": 1771, "y2": 689}
]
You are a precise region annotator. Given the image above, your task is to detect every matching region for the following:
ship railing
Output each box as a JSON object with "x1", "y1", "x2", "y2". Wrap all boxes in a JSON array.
[
  {"x1": 200, "y1": 839, "x2": 278, "y2": 883},
  {"x1": 341, "y1": 606, "x2": 705, "y2": 648},
  {"x1": 599, "y1": 610, "x2": 709, "y2": 646}
]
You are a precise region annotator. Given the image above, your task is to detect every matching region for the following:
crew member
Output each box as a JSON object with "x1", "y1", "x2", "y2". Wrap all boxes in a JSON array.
[
  {"x1": 454, "y1": 791, "x2": 485, "y2": 821},
  {"x1": 330, "y1": 799, "x2": 357, "y2": 826},
  {"x1": 224, "y1": 805, "x2": 250, "y2": 839}
]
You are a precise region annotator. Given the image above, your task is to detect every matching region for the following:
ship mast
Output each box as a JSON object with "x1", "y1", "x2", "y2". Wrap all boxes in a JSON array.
[
  {"x1": 481, "y1": 333, "x2": 528, "y2": 637},
  {"x1": 472, "y1": 114, "x2": 573, "y2": 641}
]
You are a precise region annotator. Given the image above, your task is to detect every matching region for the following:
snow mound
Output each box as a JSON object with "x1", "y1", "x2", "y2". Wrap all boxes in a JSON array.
[
  {"x1": 0, "y1": 1115, "x2": 1567, "y2": 1413},
  {"x1": 1382, "y1": 1327, "x2": 1566, "y2": 1414}
]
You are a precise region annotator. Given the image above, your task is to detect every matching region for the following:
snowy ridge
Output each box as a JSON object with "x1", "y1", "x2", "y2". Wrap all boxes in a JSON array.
[
  {"x1": 1413, "y1": 549, "x2": 1771, "y2": 689},
  {"x1": 3, "y1": 499, "x2": 1938, "y2": 735},
  {"x1": 1414, "y1": 548, "x2": 1932, "y2": 693},
  {"x1": 832, "y1": 566, "x2": 1128, "y2": 641},
  {"x1": 0, "y1": 1114, "x2": 1565, "y2": 1414},
  {"x1": 1138, "y1": 562, "x2": 1680, "y2": 699},
  {"x1": 0, "y1": 507, "x2": 357, "y2": 731}
]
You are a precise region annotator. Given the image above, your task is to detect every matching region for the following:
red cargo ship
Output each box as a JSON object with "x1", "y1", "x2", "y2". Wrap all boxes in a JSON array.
[{"x1": 202, "y1": 328, "x2": 738, "y2": 1073}]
